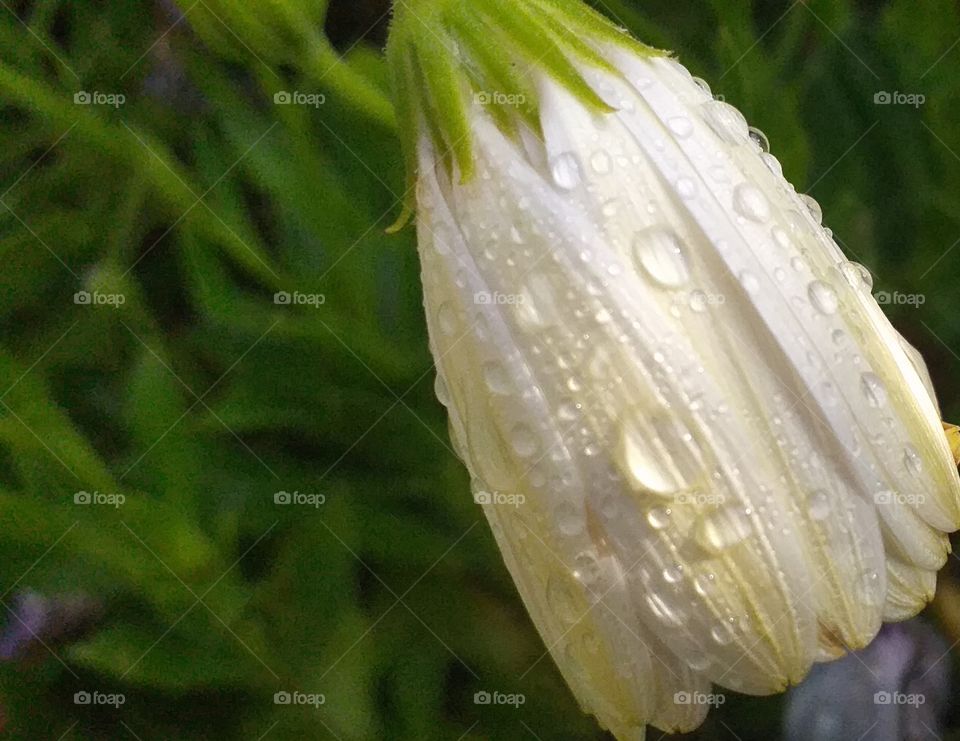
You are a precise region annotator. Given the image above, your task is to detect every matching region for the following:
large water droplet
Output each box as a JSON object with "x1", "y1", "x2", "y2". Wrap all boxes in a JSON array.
[
  {"x1": 645, "y1": 591, "x2": 685, "y2": 627},
  {"x1": 438, "y1": 302, "x2": 458, "y2": 335},
  {"x1": 703, "y1": 100, "x2": 749, "y2": 144},
  {"x1": 808, "y1": 280, "x2": 839, "y2": 315},
  {"x1": 903, "y1": 444, "x2": 924, "y2": 477},
  {"x1": 800, "y1": 194, "x2": 823, "y2": 224},
  {"x1": 646, "y1": 506, "x2": 672, "y2": 530},
  {"x1": 748, "y1": 127, "x2": 770, "y2": 152},
  {"x1": 668, "y1": 115, "x2": 694, "y2": 138},
  {"x1": 550, "y1": 152, "x2": 582, "y2": 190},
  {"x1": 632, "y1": 227, "x2": 690, "y2": 288},
  {"x1": 808, "y1": 490, "x2": 831, "y2": 521},
  {"x1": 733, "y1": 183, "x2": 770, "y2": 222},
  {"x1": 482, "y1": 361, "x2": 510, "y2": 394},
  {"x1": 510, "y1": 424, "x2": 539, "y2": 457},
  {"x1": 860, "y1": 372, "x2": 888, "y2": 408},
  {"x1": 839, "y1": 261, "x2": 874, "y2": 291},
  {"x1": 695, "y1": 507, "x2": 752, "y2": 553},
  {"x1": 590, "y1": 150, "x2": 611, "y2": 175},
  {"x1": 556, "y1": 502, "x2": 585, "y2": 536},
  {"x1": 434, "y1": 374, "x2": 450, "y2": 406}
]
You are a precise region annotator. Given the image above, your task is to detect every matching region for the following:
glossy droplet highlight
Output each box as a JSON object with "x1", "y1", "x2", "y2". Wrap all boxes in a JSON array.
[
  {"x1": 733, "y1": 183, "x2": 770, "y2": 222},
  {"x1": 808, "y1": 280, "x2": 839, "y2": 315},
  {"x1": 550, "y1": 152, "x2": 582, "y2": 190},
  {"x1": 632, "y1": 227, "x2": 690, "y2": 288},
  {"x1": 860, "y1": 372, "x2": 888, "y2": 408}
]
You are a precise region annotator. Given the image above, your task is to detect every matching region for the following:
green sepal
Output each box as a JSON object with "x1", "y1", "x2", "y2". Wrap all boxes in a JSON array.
[{"x1": 386, "y1": 0, "x2": 666, "y2": 231}]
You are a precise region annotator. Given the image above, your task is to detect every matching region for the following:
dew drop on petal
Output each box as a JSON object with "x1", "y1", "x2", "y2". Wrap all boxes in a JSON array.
[
  {"x1": 434, "y1": 374, "x2": 450, "y2": 406},
  {"x1": 860, "y1": 372, "x2": 888, "y2": 408},
  {"x1": 703, "y1": 100, "x2": 749, "y2": 144},
  {"x1": 695, "y1": 507, "x2": 752, "y2": 553},
  {"x1": 800, "y1": 194, "x2": 823, "y2": 224},
  {"x1": 482, "y1": 361, "x2": 510, "y2": 394},
  {"x1": 808, "y1": 490, "x2": 831, "y2": 521},
  {"x1": 438, "y1": 302, "x2": 458, "y2": 334},
  {"x1": 632, "y1": 227, "x2": 690, "y2": 288},
  {"x1": 550, "y1": 152, "x2": 582, "y2": 190},
  {"x1": 556, "y1": 502, "x2": 584, "y2": 536},
  {"x1": 590, "y1": 150, "x2": 612, "y2": 175},
  {"x1": 733, "y1": 183, "x2": 770, "y2": 222},
  {"x1": 510, "y1": 424, "x2": 539, "y2": 457},
  {"x1": 668, "y1": 115, "x2": 694, "y2": 138},
  {"x1": 646, "y1": 506, "x2": 671, "y2": 530},
  {"x1": 839, "y1": 261, "x2": 874, "y2": 291},
  {"x1": 808, "y1": 280, "x2": 839, "y2": 315},
  {"x1": 748, "y1": 126, "x2": 770, "y2": 152},
  {"x1": 903, "y1": 444, "x2": 924, "y2": 477}
]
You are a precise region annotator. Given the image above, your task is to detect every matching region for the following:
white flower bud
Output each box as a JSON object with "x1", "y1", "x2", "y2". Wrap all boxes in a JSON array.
[{"x1": 394, "y1": 3, "x2": 960, "y2": 738}]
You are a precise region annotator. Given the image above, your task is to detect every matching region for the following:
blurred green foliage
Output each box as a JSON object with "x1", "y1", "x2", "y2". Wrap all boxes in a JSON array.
[{"x1": 1, "y1": 0, "x2": 960, "y2": 738}]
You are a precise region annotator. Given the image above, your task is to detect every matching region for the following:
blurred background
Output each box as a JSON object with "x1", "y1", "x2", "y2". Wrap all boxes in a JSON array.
[{"x1": 1, "y1": 0, "x2": 960, "y2": 738}]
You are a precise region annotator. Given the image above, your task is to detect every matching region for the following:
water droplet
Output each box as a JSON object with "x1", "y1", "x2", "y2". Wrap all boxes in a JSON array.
[
  {"x1": 808, "y1": 490, "x2": 830, "y2": 521},
  {"x1": 676, "y1": 178, "x2": 698, "y2": 199},
  {"x1": 860, "y1": 372, "x2": 888, "y2": 408},
  {"x1": 510, "y1": 424, "x2": 539, "y2": 457},
  {"x1": 662, "y1": 565, "x2": 683, "y2": 584},
  {"x1": 556, "y1": 502, "x2": 584, "y2": 536},
  {"x1": 808, "y1": 280, "x2": 839, "y2": 315},
  {"x1": 800, "y1": 194, "x2": 823, "y2": 224},
  {"x1": 733, "y1": 183, "x2": 770, "y2": 222},
  {"x1": 574, "y1": 551, "x2": 602, "y2": 585},
  {"x1": 693, "y1": 573, "x2": 716, "y2": 597},
  {"x1": 550, "y1": 152, "x2": 582, "y2": 190},
  {"x1": 632, "y1": 227, "x2": 690, "y2": 288},
  {"x1": 839, "y1": 261, "x2": 874, "y2": 291},
  {"x1": 546, "y1": 574, "x2": 581, "y2": 624},
  {"x1": 692, "y1": 77, "x2": 712, "y2": 96},
  {"x1": 748, "y1": 126, "x2": 770, "y2": 152},
  {"x1": 482, "y1": 361, "x2": 510, "y2": 394},
  {"x1": 711, "y1": 621, "x2": 735, "y2": 646},
  {"x1": 703, "y1": 100, "x2": 749, "y2": 144},
  {"x1": 645, "y1": 592, "x2": 685, "y2": 627},
  {"x1": 761, "y1": 152, "x2": 783, "y2": 177},
  {"x1": 438, "y1": 302, "x2": 458, "y2": 335},
  {"x1": 590, "y1": 150, "x2": 611, "y2": 175},
  {"x1": 739, "y1": 271, "x2": 760, "y2": 294},
  {"x1": 646, "y1": 506, "x2": 672, "y2": 530},
  {"x1": 689, "y1": 290, "x2": 709, "y2": 313},
  {"x1": 772, "y1": 226, "x2": 791, "y2": 249},
  {"x1": 668, "y1": 115, "x2": 694, "y2": 138},
  {"x1": 903, "y1": 444, "x2": 924, "y2": 477},
  {"x1": 434, "y1": 374, "x2": 450, "y2": 406},
  {"x1": 695, "y1": 507, "x2": 752, "y2": 553}
]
